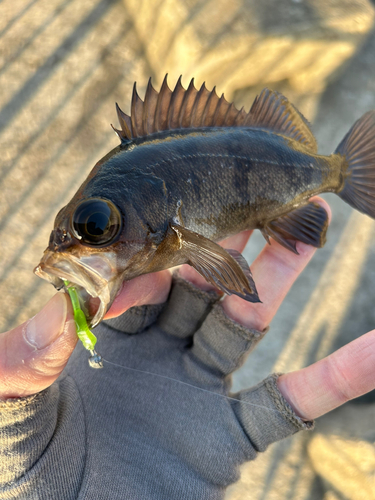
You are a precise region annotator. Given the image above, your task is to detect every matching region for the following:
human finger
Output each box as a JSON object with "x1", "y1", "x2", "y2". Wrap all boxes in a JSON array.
[
  {"x1": 104, "y1": 270, "x2": 172, "y2": 320},
  {"x1": 221, "y1": 197, "x2": 332, "y2": 330},
  {"x1": 0, "y1": 293, "x2": 76, "y2": 400},
  {"x1": 277, "y1": 328, "x2": 375, "y2": 420}
]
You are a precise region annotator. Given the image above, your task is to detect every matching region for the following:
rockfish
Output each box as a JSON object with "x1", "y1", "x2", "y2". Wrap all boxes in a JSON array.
[{"x1": 34, "y1": 76, "x2": 375, "y2": 327}]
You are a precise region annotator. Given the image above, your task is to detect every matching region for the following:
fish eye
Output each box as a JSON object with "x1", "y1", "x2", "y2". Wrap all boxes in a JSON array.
[{"x1": 71, "y1": 198, "x2": 122, "y2": 246}]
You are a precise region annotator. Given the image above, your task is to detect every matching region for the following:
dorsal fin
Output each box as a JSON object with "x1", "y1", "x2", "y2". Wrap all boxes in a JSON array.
[
  {"x1": 244, "y1": 88, "x2": 317, "y2": 152},
  {"x1": 113, "y1": 76, "x2": 317, "y2": 152}
]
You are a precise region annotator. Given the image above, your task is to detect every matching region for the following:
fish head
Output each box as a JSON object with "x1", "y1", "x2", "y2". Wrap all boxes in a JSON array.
[{"x1": 34, "y1": 192, "x2": 157, "y2": 327}]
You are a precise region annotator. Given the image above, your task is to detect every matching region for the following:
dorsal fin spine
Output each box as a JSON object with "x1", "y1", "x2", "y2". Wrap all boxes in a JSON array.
[
  {"x1": 201, "y1": 86, "x2": 217, "y2": 127},
  {"x1": 167, "y1": 76, "x2": 183, "y2": 128},
  {"x1": 191, "y1": 82, "x2": 204, "y2": 127},
  {"x1": 155, "y1": 75, "x2": 172, "y2": 132},
  {"x1": 111, "y1": 124, "x2": 123, "y2": 142},
  {"x1": 190, "y1": 82, "x2": 208, "y2": 127},
  {"x1": 154, "y1": 76, "x2": 166, "y2": 132},
  {"x1": 223, "y1": 102, "x2": 237, "y2": 126},
  {"x1": 212, "y1": 94, "x2": 228, "y2": 127},
  {"x1": 131, "y1": 83, "x2": 142, "y2": 138},
  {"x1": 115, "y1": 103, "x2": 132, "y2": 140},
  {"x1": 222, "y1": 102, "x2": 233, "y2": 127},
  {"x1": 143, "y1": 78, "x2": 158, "y2": 135},
  {"x1": 179, "y1": 78, "x2": 197, "y2": 128},
  {"x1": 232, "y1": 108, "x2": 243, "y2": 126},
  {"x1": 263, "y1": 91, "x2": 274, "y2": 123},
  {"x1": 234, "y1": 107, "x2": 247, "y2": 126},
  {"x1": 142, "y1": 78, "x2": 152, "y2": 135}
]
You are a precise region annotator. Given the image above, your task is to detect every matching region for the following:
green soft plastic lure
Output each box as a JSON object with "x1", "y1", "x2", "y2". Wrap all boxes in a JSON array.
[{"x1": 64, "y1": 280, "x2": 103, "y2": 369}]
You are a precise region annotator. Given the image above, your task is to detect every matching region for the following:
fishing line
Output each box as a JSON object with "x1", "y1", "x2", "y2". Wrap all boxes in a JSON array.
[
  {"x1": 101, "y1": 356, "x2": 283, "y2": 415},
  {"x1": 62, "y1": 281, "x2": 284, "y2": 416}
]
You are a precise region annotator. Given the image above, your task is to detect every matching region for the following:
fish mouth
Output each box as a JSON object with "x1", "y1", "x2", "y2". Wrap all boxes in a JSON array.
[{"x1": 34, "y1": 251, "x2": 120, "y2": 327}]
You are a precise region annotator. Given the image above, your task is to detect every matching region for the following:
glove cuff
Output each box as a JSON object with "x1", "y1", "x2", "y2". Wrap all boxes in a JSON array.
[
  {"x1": 264, "y1": 374, "x2": 314, "y2": 431},
  {"x1": 233, "y1": 373, "x2": 314, "y2": 455}
]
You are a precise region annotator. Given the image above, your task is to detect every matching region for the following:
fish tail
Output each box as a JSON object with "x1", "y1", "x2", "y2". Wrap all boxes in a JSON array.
[{"x1": 336, "y1": 110, "x2": 375, "y2": 218}]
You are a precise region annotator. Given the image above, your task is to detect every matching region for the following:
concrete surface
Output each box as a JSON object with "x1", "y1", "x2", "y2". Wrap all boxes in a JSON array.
[{"x1": 1, "y1": 0, "x2": 375, "y2": 498}]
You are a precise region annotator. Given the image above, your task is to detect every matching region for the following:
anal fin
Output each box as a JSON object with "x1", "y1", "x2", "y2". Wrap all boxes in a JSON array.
[
  {"x1": 261, "y1": 202, "x2": 329, "y2": 254},
  {"x1": 171, "y1": 224, "x2": 260, "y2": 302}
]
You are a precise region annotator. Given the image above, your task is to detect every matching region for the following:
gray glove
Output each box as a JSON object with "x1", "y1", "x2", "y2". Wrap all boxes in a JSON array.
[{"x1": 0, "y1": 274, "x2": 313, "y2": 500}]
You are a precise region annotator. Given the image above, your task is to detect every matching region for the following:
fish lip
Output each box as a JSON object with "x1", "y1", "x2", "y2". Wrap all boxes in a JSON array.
[{"x1": 34, "y1": 252, "x2": 115, "y2": 327}]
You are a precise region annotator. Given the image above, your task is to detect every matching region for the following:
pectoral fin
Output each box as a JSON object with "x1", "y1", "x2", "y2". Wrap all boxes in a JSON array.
[
  {"x1": 261, "y1": 202, "x2": 329, "y2": 254},
  {"x1": 171, "y1": 224, "x2": 260, "y2": 302}
]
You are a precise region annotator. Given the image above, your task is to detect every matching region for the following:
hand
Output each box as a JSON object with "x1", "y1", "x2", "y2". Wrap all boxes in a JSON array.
[{"x1": 1, "y1": 196, "x2": 374, "y2": 422}]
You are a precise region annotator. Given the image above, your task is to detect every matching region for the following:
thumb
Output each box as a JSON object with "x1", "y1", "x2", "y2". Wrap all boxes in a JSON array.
[{"x1": 0, "y1": 293, "x2": 77, "y2": 400}]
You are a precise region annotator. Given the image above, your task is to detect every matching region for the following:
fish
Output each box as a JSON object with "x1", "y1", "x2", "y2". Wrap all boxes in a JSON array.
[{"x1": 34, "y1": 75, "x2": 375, "y2": 327}]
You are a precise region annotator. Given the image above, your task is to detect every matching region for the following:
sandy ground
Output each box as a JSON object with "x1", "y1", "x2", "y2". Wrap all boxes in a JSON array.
[{"x1": 1, "y1": 0, "x2": 375, "y2": 498}]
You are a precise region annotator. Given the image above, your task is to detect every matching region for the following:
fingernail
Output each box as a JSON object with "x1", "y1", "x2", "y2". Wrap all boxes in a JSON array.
[{"x1": 25, "y1": 293, "x2": 67, "y2": 350}]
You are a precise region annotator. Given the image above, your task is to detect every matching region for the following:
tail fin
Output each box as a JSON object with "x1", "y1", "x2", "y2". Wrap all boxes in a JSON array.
[{"x1": 336, "y1": 111, "x2": 375, "y2": 218}]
